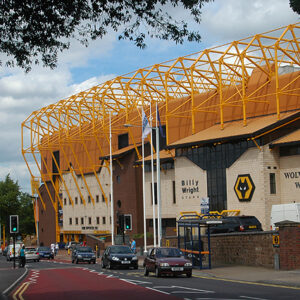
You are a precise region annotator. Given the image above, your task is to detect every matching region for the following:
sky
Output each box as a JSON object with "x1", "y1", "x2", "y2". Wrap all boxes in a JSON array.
[{"x1": 0, "y1": 0, "x2": 298, "y2": 194}]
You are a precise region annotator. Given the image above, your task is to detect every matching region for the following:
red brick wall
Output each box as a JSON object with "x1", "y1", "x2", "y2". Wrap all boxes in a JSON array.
[
  {"x1": 163, "y1": 232, "x2": 278, "y2": 269},
  {"x1": 278, "y1": 222, "x2": 300, "y2": 270}
]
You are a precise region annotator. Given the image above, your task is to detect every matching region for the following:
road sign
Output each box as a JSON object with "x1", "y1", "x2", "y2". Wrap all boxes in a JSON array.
[{"x1": 273, "y1": 234, "x2": 280, "y2": 247}]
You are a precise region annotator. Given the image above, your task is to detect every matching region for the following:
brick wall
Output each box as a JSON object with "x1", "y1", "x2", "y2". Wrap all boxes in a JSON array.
[
  {"x1": 163, "y1": 231, "x2": 278, "y2": 269},
  {"x1": 277, "y1": 221, "x2": 300, "y2": 270}
]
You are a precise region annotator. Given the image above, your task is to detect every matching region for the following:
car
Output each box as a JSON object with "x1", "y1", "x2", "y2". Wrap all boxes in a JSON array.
[
  {"x1": 101, "y1": 245, "x2": 138, "y2": 269},
  {"x1": 71, "y1": 246, "x2": 96, "y2": 264},
  {"x1": 37, "y1": 246, "x2": 54, "y2": 259},
  {"x1": 2, "y1": 246, "x2": 8, "y2": 256},
  {"x1": 143, "y1": 247, "x2": 193, "y2": 278},
  {"x1": 6, "y1": 244, "x2": 22, "y2": 261},
  {"x1": 24, "y1": 247, "x2": 40, "y2": 262},
  {"x1": 208, "y1": 216, "x2": 263, "y2": 234}
]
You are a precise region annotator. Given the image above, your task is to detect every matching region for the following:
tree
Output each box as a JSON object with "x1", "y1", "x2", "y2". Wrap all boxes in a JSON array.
[
  {"x1": 290, "y1": 0, "x2": 300, "y2": 14},
  {"x1": 0, "y1": 0, "x2": 213, "y2": 72},
  {"x1": 0, "y1": 175, "x2": 35, "y2": 240}
]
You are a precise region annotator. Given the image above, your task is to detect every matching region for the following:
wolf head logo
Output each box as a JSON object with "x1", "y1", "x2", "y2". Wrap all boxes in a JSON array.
[{"x1": 238, "y1": 178, "x2": 249, "y2": 199}]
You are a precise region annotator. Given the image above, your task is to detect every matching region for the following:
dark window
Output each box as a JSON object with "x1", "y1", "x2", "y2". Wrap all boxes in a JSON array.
[
  {"x1": 102, "y1": 217, "x2": 106, "y2": 225},
  {"x1": 81, "y1": 217, "x2": 84, "y2": 225},
  {"x1": 75, "y1": 197, "x2": 78, "y2": 205},
  {"x1": 172, "y1": 181, "x2": 176, "y2": 204},
  {"x1": 52, "y1": 151, "x2": 60, "y2": 174},
  {"x1": 150, "y1": 182, "x2": 157, "y2": 205},
  {"x1": 75, "y1": 218, "x2": 78, "y2": 225},
  {"x1": 96, "y1": 195, "x2": 99, "y2": 203},
  {"x1": 116, "y1": 175, "x2": 121, "y2": 183},
  {"x1": 88, "y1": 217, "x2": 92, "y2": 225},
  {"x1": 69, "y1": 218, "x2": 72, "y2": 225},
  {"x1": 270, "y1": 173, "x2": 276, "y2": 194},
  {"x1": 102, "y1": 194, "x2": 105, "y2": 202},
  {"x1": 88, "y1": 196, "x2": 91, "y2": 203},
  {"x1": 118, "y1": 133, "x2": 128, "y2": 149},
  {"x1": 80, "y1": 197, "x2": 83, "y2": 204},
  {"x1": 96, "y1": 217, "x2": 100, "y2": 225},
  {"x1": 280, "y1": 144, "x2": 300, "y2": 156},
  {"x1": 64, "y1": 198, "x2": 67, "y2": 205}
]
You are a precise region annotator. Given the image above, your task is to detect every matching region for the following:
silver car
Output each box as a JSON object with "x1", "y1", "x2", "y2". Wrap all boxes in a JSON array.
[{"x1": 25, "y1": 247, "x2": 40, "y2": 262}]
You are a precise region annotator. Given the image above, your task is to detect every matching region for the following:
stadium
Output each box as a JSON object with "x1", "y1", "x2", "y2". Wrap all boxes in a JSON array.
[{"x1": 22, "y1": 23, "x2": 300, "y2": 246}]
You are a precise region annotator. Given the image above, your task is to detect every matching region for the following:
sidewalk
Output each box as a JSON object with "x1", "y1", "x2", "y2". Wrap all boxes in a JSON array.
[{"x1": 55, "y1": 250, "x2": 300, "y2": 288}]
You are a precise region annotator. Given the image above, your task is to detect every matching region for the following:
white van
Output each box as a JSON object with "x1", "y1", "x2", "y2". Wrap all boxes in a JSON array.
[
  {"x1": 6, "y1": 243, "x2": 22, "y2": 261},
  {"x1": 271, "y1": 203, "x2": 300, "y2": 230}
]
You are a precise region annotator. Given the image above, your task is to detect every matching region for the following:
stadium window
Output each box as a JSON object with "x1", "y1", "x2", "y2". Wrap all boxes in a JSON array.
[
  {"x1": 75, "y1": 218, "x2": 78, "y2": 225},
  {"x1": 96, "y1": 195, "x2": 99, "y2": 203},
  {"x1": 75, "y1": 197, "x2": 78, "y2": 205},
  {"x1": 172, "y1": 181, "x2": 176, "y2": 204},
  {"x1": 81, "y1": 217, "x2": 84, "y2": 225},
  {"x1": 88, "y1": 196, "x2": 91, "y2": 203},
  {"x1": 150, "y1": 182, "x2": 158, "y2": 205},
  {"x1": 102, "y1": 217, "x2": 106, "y2": 225},
  {"x1": 88, "y1": 217, "x2": 92, "y2": 225},
  {"x1": 80, "y1": 197, "x2": 83, "y2": 204},
  {"x1": 102, "y1": 194, "x2": 105, "y2": 202},
  {"x1": 118, "y1": 133, "x2": 129, "y2": 149},
  {"x1": 69, "y1": 218, "x2": 72, "y2": 225},
  {"x1": 64, "y1": 198, "x2": 67, "y2": 205},
  {"x1": 96, "y1": 217, "x2": 100, "y2": 225},
  {"x1": 270, "y1": 173, "x2": 276, "y2": 194}
]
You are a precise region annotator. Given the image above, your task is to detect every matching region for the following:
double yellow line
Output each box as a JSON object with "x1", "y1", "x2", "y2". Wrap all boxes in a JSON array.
[{"x1": 12, "y1": 282, "x2": 30, "y2": 300}]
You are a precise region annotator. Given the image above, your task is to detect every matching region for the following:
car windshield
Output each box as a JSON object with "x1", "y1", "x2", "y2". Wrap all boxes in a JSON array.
[
  {"x1": 76, "y1": 247, "x2": 93, "y2": 252},
  {"x1": 38, "y1": 247, "x2": 50, "y2": 251},
  {"x1": 110, "y1": 246, "x2": 132, "y2": 254},
  {"x1": 156, "y1": 248, "x2": 181, "y2": 257},
  {"x1": 25, "y1": 248, "x2": 36, "y2": 252},
  {"x1": 239, "y1": 217, "x2": 259, "y2": 225}
]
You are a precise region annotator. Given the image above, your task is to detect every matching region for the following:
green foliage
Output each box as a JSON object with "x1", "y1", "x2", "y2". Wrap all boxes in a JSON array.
[
  {"x1": 0, "y1": 0, "x2": 213, "y2": 72},
  {"x1": 290, "y1": 0, "x2": 300, "y2": 14},
  {"x1": 0, "y1": 175, "x2": 35, "y2": 238}
]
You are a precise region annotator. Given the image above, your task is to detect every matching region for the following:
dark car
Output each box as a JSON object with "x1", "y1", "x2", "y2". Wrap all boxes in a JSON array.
[
  {"x1": 101, "y1": 245, "x2": 138, "y2": 269},
  {"x1": 143, "y1": 247, "x2": 192, "y2": 278},
  {"x1": 37, "y1": 246, "x2": 54, "y2": 259},
  {"x1": 72, "y1": 246, "x2": 96, "y2": 264},
  {"x1": 208, "y1": 216, "x2": 262, "y2": 234}
]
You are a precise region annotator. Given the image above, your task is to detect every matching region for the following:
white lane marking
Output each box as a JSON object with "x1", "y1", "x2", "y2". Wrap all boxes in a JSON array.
[
  {"x1": 146, "y1": 287, "x2": 170, "y2": 295},
  {"x1": 119, "y1": 279, "x2": 137, "y2": 285},
  {"x1": 153, "y1": 285, "x2": 214, "y2": 294},
  {"x1": 123, "y1": 279, "x2": 152, "y2": 285},
  {"x1": 240, "y1": 296, "x2": 268, "y2": 300}
]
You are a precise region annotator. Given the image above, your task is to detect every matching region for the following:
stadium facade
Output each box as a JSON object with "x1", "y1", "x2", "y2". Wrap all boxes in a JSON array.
[{"x1": 22, "y1": 23, "x2": 300, "y2": 246}]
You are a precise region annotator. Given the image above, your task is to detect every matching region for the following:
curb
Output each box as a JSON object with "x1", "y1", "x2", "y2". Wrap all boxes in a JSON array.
[{"x1": 2, "y1": 267, "x2": 28, "y2": 298}]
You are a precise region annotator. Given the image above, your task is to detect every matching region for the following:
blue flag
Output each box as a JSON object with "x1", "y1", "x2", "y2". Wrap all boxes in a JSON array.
[{"x1": 157, "y1": 106, "x2": 165, "y2": 138}]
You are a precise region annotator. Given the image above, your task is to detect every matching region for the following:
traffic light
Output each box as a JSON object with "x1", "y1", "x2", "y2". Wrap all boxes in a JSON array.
[
  {"x1": 124, "y1": 215, "x2": 132, "y2": 230},
  {"x1": 118, "y1": 214, "x2": 124, "y2": 232},
  {"x1": 10, "y1": 215, "x2": 19, "y2": 234}
]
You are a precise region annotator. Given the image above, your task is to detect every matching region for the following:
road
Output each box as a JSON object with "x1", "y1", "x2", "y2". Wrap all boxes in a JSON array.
[{"x1": 5, "y1": 258, "x2": 300, "y2": 300}]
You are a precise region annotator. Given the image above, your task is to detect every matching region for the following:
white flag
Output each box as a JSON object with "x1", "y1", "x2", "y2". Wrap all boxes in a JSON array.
[{"x1": 142, "y1": 110, "x2": 151, "y2": 139}]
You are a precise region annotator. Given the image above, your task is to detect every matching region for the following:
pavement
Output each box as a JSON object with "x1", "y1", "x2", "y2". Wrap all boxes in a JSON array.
[{"x1": 1, "y1": 250, "x2": 300, "y2": 299}]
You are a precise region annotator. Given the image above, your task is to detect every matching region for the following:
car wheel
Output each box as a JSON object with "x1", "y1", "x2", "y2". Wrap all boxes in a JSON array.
[
  {"x1": 134, "y1": 265, "x2": 138, "y2": 270},
  {"x1": 155, "y1": 267, "x2": 161, "y2": 278},
  {"x1": 144, "y1": 266, "x2": 149, "y2": 276},
  {"x1": 71, "y1": 259, "x2": 74, "y2": 263},
  {"x1": 37, "y1": 259, "x2": 40, "y2": 262},
  {"x1": 101, "y1": 260, "x2": 105, "y2": 269},
  {"x1": 93, "y1": 260, "x2": 96, "y2": 264},
  {"x1": 187, "y1": 272, "x2": 192, "y2": 278},
  {"x1": 88, "y1": 261, "x2": 91, "y2": 264},
  {"x1": 76, "y1": 259, "x2": 79, "y2": 264},
  {"x1": 107, "y1": 261, "x2": 112, "y2": 269}
]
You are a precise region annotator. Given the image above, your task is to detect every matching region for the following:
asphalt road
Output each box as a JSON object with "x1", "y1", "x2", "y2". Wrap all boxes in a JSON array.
[{"x1": 5, "y1": 258, "x2": 300, "y2": 300}]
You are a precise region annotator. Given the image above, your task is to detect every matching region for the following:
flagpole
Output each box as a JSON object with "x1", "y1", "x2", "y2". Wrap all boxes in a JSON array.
[
  {"x1": 109, "y1": 113, "x2": 115, "y2": 245},
  {"x1": 142, "y1": 135, "x2": 147, "y2": 254},
  {"x1": 156, "y1": 103, "x2": 162, "y2": 247},
  {"x1": 150, "y1": 105, "x2": 157, "y2": 248}
]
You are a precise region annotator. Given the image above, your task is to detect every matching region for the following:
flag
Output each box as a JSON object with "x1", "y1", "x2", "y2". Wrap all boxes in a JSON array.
[
  {"x1": 142, "y1": 110, "x2": 151, "y2": 139},
  {"x1": 157, "y1": 106, "x2": 165, "y2": 137}
]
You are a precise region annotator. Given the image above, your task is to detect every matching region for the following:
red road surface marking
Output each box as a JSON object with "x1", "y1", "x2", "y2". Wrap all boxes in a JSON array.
[{"x1": 10, "y1": 268, "x2": 179, "y2": 300}]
